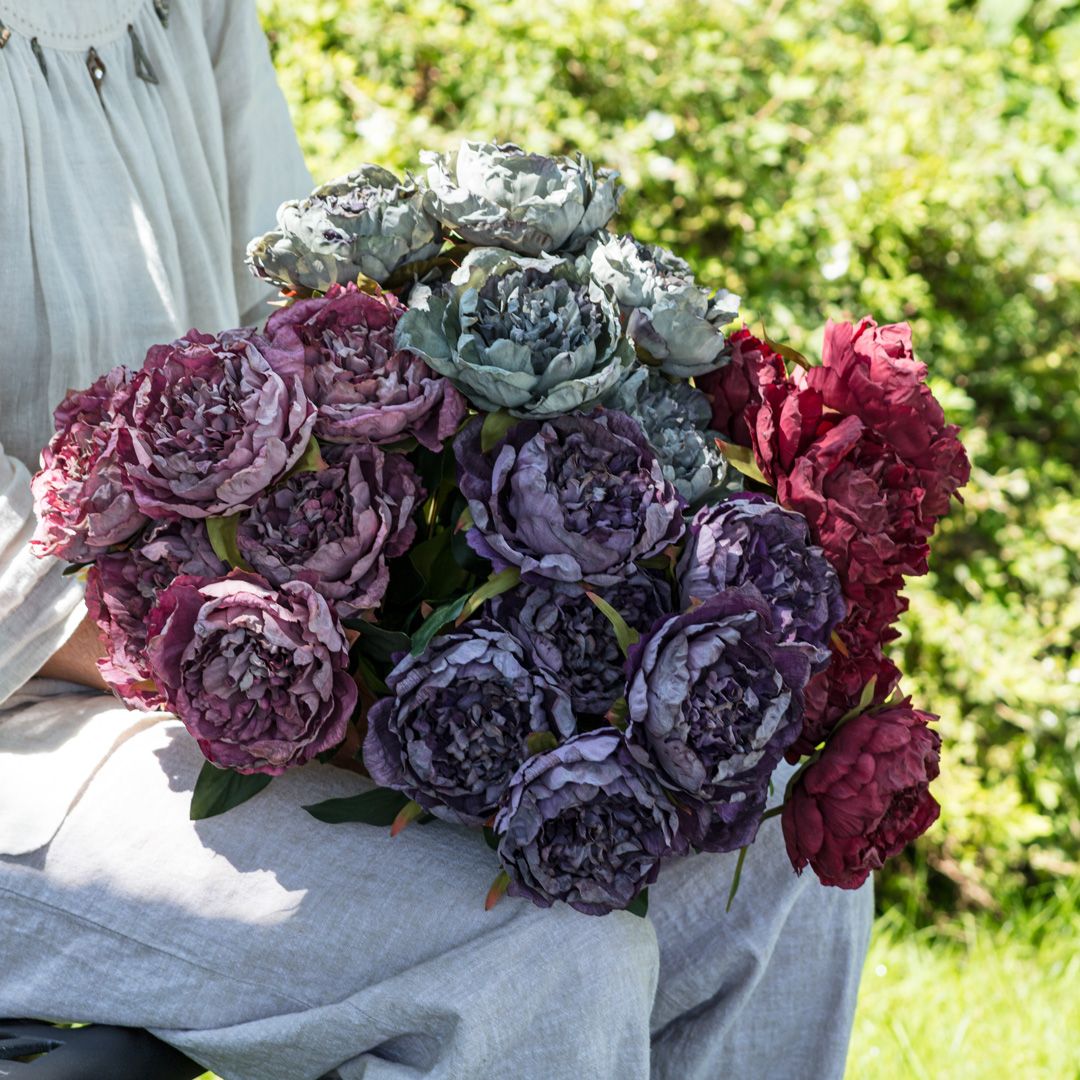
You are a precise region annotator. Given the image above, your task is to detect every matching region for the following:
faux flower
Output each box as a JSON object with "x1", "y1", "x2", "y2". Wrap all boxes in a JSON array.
[
  {"x1": 421, "y1": 140, "x2": 621, "y2": 255},
  {"x1": 263, "y1": 282, "x2": 466, "y2": 450},
  {"x1": 587, "y1": 232, "x2": 740, "y2": 377},
  {"x1": 245, "y1": 165, "x2": 444, "y2": 292},
  {"x1": 126, "y1": 329, "x2": 316, "y2": 520},
  {"x1": 146, "y1": 572, "x2": 356, "y2": 775},
  {"x1": 625, "y1": 589, "x2": 812, "y2": 852},
  {"x1": 363, "y1": 620, "x2": 576, "y2": 826},
  {"x1": 85, "y1": 519, "x2": 226, "y2": 709},
  {"x1": 602, "y1": 367, "x2": 731, "y2": 503},
  {"x1": 782, "y1": 703, "x2": 941, "y2": 888},
  {"x1": 455, "y1": 409, "x2": 685, "y2": 587},
  {"x1": 396, "y1": 247, "x2": 633, "y2": 418},
  {"x1": 488, "y1": 571, "x2": 671, "y2": 715},
  {"x1": 235, "y1": 443, "x2": 424, "y2": 618},
  {"x1": 494, "y1": 729, "x2": 683, "y2": 915},
  {"x1": 30, "y1": 367, "x2": 146, "y2": 561},
  {"x1": 676, "y1": 494, "x2": 845, "y2": 670},
  {"x1": 696, "y1": 328, "x2": 788, "y2": 447}
]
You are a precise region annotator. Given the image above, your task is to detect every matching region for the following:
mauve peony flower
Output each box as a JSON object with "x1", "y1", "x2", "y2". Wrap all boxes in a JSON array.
[
  {"x1": 677, "y1": 494, "x2": 845, "y2": 671},
  {"x1": 494, "y1": 729, "x2": 683, "y2": 915},
  {"x1": 455, "y1": 409, "x2": 685, "y2": 587},
  {"x1": 85, "y1": 520, "x2": 225, "y2": 709},
  {"x1": 126, "y1": 329, "x2": 316, "y2": 520},
  {"x1": 363, "y1": 620, "x2": 576, "y2": 826},
  {"x1": 696, "y1": 328, "x2": 788, "y2": 448},
  {"x1": 782, "y1": 703, "x2": 941, "y2": 889},
  {"x1": 396, "y1": 247, "x2": 633, "y2": 419},
  {"x1": 421, "y1": 141, "x2": 622, "y2": 256},
  {"x1": 587, "y1": 231, "x2": 740, "y2": 378},
  {"x1": 236, "y1": 442, "x2": 423, "y2": 618},
  {"x1": 30, "y1": 367, "x2": 147, "y2": 561},
  {"x1": 263, "y1": 283, "x2": 465, "y2": 450},
  {"x1": 246, "y1": 164, "x2": 444, "y2": 292},
  {"x1": 488, "y1": 571, "x2": 671, "y2": 715},
  {"x1": 626, "y1": 589, "x2": 812, "y2": 852},
  {"x1": 146, "y1": 572, "x2": 356, "y2": 774}
]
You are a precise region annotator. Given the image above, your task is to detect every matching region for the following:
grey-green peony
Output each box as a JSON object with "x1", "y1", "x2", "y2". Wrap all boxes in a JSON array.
[
  {"x1": 421, "y1": 140, "x2": 622, "y2": 255},
  {"x1": 587, "y1": 232, "x2": 740, "y2": 377},
  {"x1": 396, "y1": 246, "x2": 634, "y2": 417},
  {"x1": 604, "y1": 367, "x2": 736, "y2": 503},
  {"x1": 246, "y1": 165, "x2": 444, "y2": 292}
]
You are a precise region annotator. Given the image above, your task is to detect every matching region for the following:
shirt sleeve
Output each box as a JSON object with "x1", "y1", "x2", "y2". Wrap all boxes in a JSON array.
[
  {"x1": 204, "y1": 0, "x2": 315, "y2": 328},
  {"x1": 0, "y1": 443, "x2": 87, "y2": 707}
]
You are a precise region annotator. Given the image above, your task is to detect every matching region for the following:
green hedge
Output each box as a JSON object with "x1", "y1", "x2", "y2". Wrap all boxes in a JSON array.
[{"x1": 259, "y1": 0, "x2": 1080, "y2": 925}]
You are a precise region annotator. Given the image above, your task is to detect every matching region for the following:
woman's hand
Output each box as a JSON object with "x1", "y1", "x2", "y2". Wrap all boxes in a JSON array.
[{"x1": 37, "y1": 614, "x2": 109, "y2": 692}]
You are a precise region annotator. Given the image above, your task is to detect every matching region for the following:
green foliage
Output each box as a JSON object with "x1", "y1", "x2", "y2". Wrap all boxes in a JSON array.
[{"x1": 258, "y1": 0, "x2": 1080, "y2": 925}]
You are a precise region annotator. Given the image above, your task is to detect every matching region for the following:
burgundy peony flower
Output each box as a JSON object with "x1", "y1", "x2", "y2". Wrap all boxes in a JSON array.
[
  {"x1": 86, "y1": 520, "x2": 226, "y2": 709},
  {"x1": 126, "y1": 329, "x2": 316, "y2": 519},
  {"x1": 264, "y1": 282, "x2": 466, "y2": 450},
  {"x1": 697, "y1": 328, "x2": 788, "y2": 447},
  {"x1": 146, "y1": 571, "x2": 356, "y2": 774},
  {"x1": 30, "y1": 367, "x2": 147, "y2": 561},
  {"x1": 235, "y1": 442, "x2": 423, "y2": 618},
  {"x1": 782, "y1": 703, "x2": 941, "y2": 888}
]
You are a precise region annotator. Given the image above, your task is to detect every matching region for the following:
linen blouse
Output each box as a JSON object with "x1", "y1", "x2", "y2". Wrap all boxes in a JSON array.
[{"x1": 0, "y1": 0, "x2": 312, "y2": 704}]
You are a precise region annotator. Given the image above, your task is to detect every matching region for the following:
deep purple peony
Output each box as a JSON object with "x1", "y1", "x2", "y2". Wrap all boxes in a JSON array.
[
  {"x1": 126, "y1": 329, "x2": 316, "y2": 519},
  {"x1": 488, "y1": 572, "x2": 671, "y2": 715},
  {"x1": 264, "y1": 282, "x2": 466, "y2": 450},
  {"x1": 782, "y1": 702, "x2": 941, "y2": 888},
  {"x1": 625, "y1": 589, "x2": 812, "y2": 852},
  {"x1": 235, "y1": 442, "x2": 423, "y2": 618},
  {"x1": 677, "y1": 494, "x2": 845, "y2": 671},
  {"x1": 145, "y1": 571, "x2": 356, "y2": 774},
  {"x1": 494, "y1": 729, "x2": 684, "y2": 915},
  {"x1": 455, "y1": 409, "x2": 685, "y2": 587},
  {"x1": 85, "y1": 520, "x2": 225, "y2": 709},
  {"x1": 363, "y1": 620, "x2": 576, "y2": 826},
  {"x1": 30, "y1": 367, "x2": 147, "y2": 561}
]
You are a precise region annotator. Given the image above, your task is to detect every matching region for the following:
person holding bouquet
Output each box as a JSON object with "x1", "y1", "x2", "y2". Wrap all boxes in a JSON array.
[{"x1": 0, "y1": 2, "x2": 873, "y2": 1077}]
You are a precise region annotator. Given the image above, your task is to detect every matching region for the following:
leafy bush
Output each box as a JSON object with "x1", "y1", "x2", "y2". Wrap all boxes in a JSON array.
[{"x1": 258, "y1": 0, "x2": 1080, "y2": 925}]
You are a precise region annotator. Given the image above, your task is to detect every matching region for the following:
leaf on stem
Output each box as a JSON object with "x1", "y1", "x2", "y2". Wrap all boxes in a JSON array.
[
  {"x1": 715, "y1": 438, "x2": 768, "y2": 486},
  {"x1": 190, "y1": 762, "x2": 272, "y2": 820},
  {"x1": 303, "y1": 787, "x2": 409, "y2": 826},
  {"x1": 725, "y1": 845, "x2": 749, "y2": 912},
  {"x1": 480, "y1": 409, "x2": 519, "y2": 453},
  {"x1": 585, "y1": 591, "x2": 640, "y2": 656}
]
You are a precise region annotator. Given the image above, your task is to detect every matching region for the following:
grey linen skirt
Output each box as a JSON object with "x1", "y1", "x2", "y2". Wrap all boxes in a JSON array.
[{"x1": 0, "y1": 712, "x2": 872, "y2": 1080}]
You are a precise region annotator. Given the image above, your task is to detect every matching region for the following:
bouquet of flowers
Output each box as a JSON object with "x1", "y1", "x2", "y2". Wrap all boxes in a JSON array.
[{"x1": 31, "y1": 141, "x2": 969, "y2": 915}]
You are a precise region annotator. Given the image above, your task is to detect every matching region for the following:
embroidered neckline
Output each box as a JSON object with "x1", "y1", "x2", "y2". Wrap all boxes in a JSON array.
[{"x1": 0, "y1": 0, "x2": 146, "y2": 51}]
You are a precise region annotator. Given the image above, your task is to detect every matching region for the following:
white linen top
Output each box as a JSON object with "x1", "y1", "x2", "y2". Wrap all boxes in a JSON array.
[{"x1": 0, "y1": 0, "x2": 312, "y2": 850}]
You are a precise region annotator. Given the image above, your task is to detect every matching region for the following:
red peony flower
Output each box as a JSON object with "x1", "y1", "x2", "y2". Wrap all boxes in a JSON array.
[
  {"x1": 697, "y1": 328, "x2": 788, "y2": 447},
  {"x1": 781, "y1": 703, "x2": 941, "y2": 888}
]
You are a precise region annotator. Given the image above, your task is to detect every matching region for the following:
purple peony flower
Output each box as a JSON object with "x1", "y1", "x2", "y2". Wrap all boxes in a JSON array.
[
  {"x1": 489, "y1": 572, "x2": 671, "y2": 715},
  {"x1": 30, "y1": 367, "x2": 147, "y2": 561},
  {"x1": 264, "y1": 283, "x2": 466, "y2": 450},
  {"x1": 625, "y1": 589, "x2": 812, "y2": 852},
  {"x1": 455, "y1": 409, "x2": 685, "y2": 587},
  {"x1": 85, "y1": 520, "x2": 226, "y2": 709},
  {"x1": 126, "y1": 329, "x2": 316, "y2": 519},
  {"x1": 363, "y1": 620, "x2": 576, "y2": 826},
  {"x1": 146, "y1": 571, "x2": 356, "y2": 774},
  {"x1": 235, "y1": 443, "x2": 423, "y2": 618},
  {"x1": 677, "y1": 494, "x2": 845, "y2": 671},
  {"x1": 494, "y1": 729, "x2": 684, "y2": 915}
]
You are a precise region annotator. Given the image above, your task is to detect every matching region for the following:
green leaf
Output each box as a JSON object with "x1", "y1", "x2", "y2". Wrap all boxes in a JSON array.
[
  {"x1": 353, "y1": 653, "x2": 389, "y2": 696},
  {"x1": 282, "y1": 435, "x2": 326, "y2": 482},
  {"x1": 585, "y1": 591, "x2": 640, "y2": 656},
  {"x1": 410, "y1": 593, "x2": 471, "y2": 656},
  {"x1": 485, "y1": 869, "x2": 511, "y2": 910},
  {"x1": 190, "y1": 762, "x2": 272, "y2": 821},
  {"x1": 482, "y1": 825, "x2": 500, "y2": 852},
  {"x1": 303, "y1": 787, "x2": 409, "y2": 826},
  {"x1": 606, "y1": 696, "x2": 629, "y2": 731},
  {"x1": 480, "y1": 409, "x2": 519, "y2": 452},
  {"x1": 526, "y1": 731, "x2": 559, "y2": 756},
  {"x1": 380, "y1": 436, "x2": 419, "y2": 454},
  {"x1": 763, "y1": 334, "x2": 814, "y2": 370},
  {"x1": 391, "y1": 798, "x2": 427, "y2": 836},
  {"x1": 725, "y1": 845, "x2": 749, "y2": 912},
  {"x1": 626, "y1": 888, "x2": 650, "y2": 918},
  {"x1": 205, "y1": 515, "x2": 251, "y2": 571},
  {"x1": 346, "y1": 619, "x2": 411, "y2": 664},
  {"x1": 715, "y1": 439, "x2": 769, "y2": 486},
  {"x1": 457, "y1": 566, "x2": 521, "y2": 624},
  {"x1": 409, "y1": 530, "x2": 471, "y2": 601}
]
